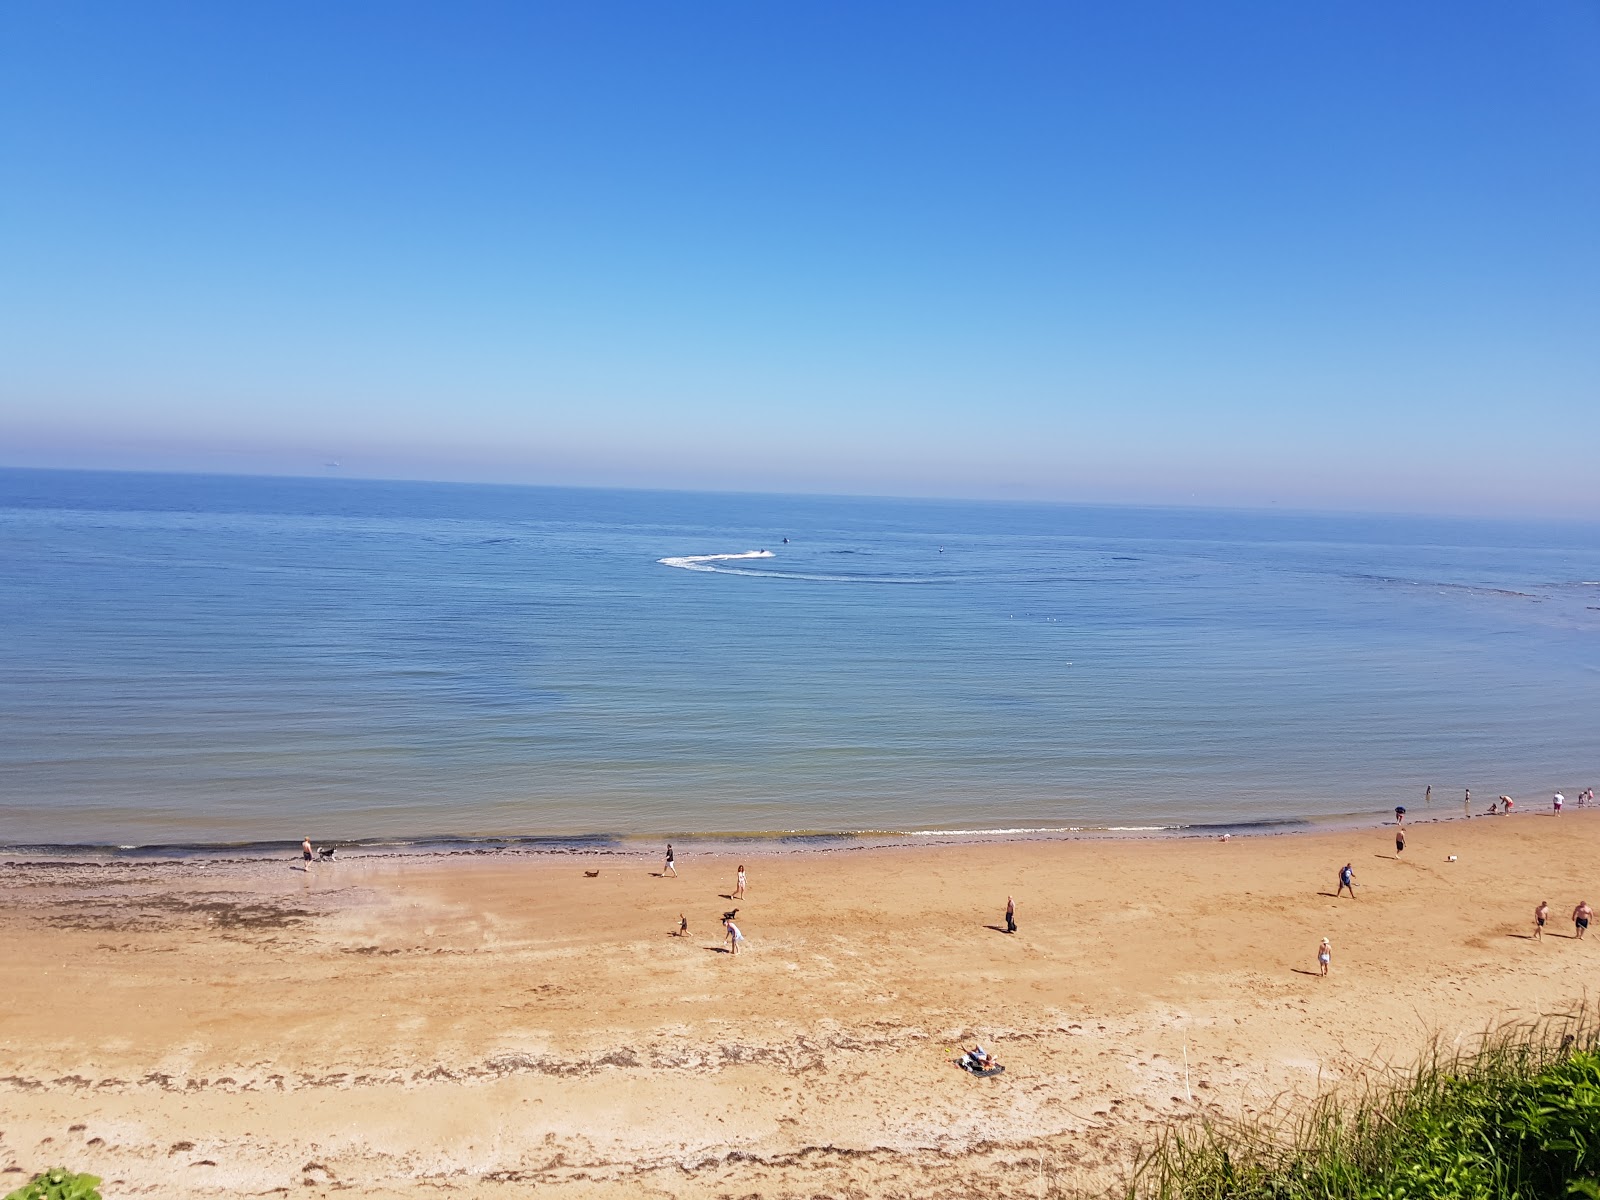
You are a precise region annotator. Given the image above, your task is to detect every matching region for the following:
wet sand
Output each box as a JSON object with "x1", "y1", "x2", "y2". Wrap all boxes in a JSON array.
[{"x1": 3, "y1": 810, "x2": 1597, "y2": 1198}]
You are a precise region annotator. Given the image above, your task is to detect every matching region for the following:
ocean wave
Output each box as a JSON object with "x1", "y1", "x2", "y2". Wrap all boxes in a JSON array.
[{"x1": 905, "y1": 826, "x2": 1093, "y2": 836}]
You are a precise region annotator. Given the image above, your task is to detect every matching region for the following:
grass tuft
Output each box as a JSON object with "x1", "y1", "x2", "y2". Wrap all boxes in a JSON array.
[{"x1": 1126, "y1": 1008, "x2": 1600, "y2": 1200}]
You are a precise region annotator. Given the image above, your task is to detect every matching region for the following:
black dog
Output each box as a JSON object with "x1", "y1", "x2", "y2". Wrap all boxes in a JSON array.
[
  {"x1": 318, "y1": 846, "x2": 337, "y2": 861},
  {"x1": 721, "y1": 908, "x2": 739, "y2": 922}
]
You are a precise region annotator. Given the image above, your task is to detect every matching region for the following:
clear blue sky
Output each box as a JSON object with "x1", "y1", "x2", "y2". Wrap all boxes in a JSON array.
[{"x1": 2, "y1": 2, "x2": 1597, "y2": 516}]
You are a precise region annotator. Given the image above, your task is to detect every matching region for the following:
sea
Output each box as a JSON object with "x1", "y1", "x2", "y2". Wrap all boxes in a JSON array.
[{"x1": 2, "y1": 468, "x2": 1596, "y2": 854}]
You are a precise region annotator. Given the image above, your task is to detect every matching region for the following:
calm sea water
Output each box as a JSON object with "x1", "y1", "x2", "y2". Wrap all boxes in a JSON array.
[{"x1": 2, "y1": 468, "x2": 1596, "y2": 848}]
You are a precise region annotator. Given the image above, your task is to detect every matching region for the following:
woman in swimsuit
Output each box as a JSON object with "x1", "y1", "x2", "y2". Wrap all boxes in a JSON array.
[{"x1": 1318, "y1": 938, "x2": 1331, "y2": 977}]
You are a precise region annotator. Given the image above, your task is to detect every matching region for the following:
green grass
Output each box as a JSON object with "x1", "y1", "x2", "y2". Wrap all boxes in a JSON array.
[
  {"x1": 2, "y1": 1169, "x2": 102, "y2": 1200},
  {"x1": 1127, "y1": 1012, "x2": 1600, "y2": 1200}
]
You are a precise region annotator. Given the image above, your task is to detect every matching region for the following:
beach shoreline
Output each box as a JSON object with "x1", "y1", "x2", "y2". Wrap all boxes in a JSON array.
[
  {"x1": 3, "y1": 809, "x2": 1596, "y2": 1198},
  {"x1": 0, "y1": 798, "x2": 1516, "y2": 869}
]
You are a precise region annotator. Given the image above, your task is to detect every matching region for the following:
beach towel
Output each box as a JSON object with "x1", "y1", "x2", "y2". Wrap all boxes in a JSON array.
[{"x1": 960, "y1": 1060, "x2": 1005, "y2": 1077}]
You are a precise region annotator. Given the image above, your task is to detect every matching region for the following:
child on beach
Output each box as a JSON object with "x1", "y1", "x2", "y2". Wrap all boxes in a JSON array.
[
  {"x1": 1318, "y1": 938, "x2": 1331, "y2": 976},
  {"x1": 1534, "y1": 901, "x2": 1549, "y2": 940},
  {"x1": 302, "y1": 836, "x2": 314, "y2": 865},
  {"x1": 1336, "y1": 863, "x2": 1356, "y2": 898}
]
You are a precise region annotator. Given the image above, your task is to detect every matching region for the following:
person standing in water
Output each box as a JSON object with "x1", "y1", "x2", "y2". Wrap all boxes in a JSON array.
[
  {"x1": 1575, "y1": 900, "x2": 1593, "y2": 940},
  {"x1": 733, "y1": 865, "x2": 746, "y2": 899},
  {"x1": 1317, "y1": 938, "x2": 1331, "y2": 977},
  {"x1": 1534, "y1": 901, "x2": 1549, "y2": 940},
  {"x1": 1464, "y1": 788, "x2": 1471, "y2": 819},
  {"x1": 1005, "y1": 895, "x2": 1016, "y2": 934},
  {"x1": 1337, "y1": 863, "x2": 1357, "y2": 898},
  {"x1": 662, "y1": 842, "x2": 678, "y2": 877}
]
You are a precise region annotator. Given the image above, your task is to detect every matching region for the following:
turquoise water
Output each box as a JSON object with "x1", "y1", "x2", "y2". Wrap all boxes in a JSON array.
[{"x1": 2, "y1": 468, "x2": 1596, "y2": 847}]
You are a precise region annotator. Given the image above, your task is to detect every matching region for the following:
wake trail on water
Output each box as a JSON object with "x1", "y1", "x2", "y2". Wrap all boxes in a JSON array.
[
  {"x1": 656, "y1": 549, "x2": 941, "y2": 584},
  {"x1": 656, "y1": 550, "x2": 775, "y2": 572}
]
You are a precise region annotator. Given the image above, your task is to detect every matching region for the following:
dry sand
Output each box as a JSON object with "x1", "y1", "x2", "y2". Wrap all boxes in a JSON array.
[{"x1": 3, "y1": 810, "x2": 1597, "y2": 1198}]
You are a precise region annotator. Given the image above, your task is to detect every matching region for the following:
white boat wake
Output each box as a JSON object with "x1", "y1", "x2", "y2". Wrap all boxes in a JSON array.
[{"x1": 657, "y1": 550, "x2": 776, "y2": 572}]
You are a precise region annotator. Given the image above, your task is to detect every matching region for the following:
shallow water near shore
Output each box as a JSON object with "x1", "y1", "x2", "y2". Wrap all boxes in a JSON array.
[{"x1": 2, "y1": 468, "x2": 1597, "y2": 847}]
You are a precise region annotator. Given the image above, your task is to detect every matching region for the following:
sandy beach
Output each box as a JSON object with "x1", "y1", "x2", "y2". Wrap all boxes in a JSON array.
[{"x1": 3, "y1": 810, "x2": 1597, "y2": 1198}]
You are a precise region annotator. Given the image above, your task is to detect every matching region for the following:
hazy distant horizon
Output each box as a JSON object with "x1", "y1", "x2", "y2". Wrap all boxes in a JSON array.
[{"x1": 4, "y1": 461, "x2": 1599, "y2": 527}]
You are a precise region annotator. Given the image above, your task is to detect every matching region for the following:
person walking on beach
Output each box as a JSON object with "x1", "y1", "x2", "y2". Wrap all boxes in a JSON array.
[
  {"x1": 662, "y1": 842, "x2": 677, "y2": 877},
  {"x1": 301, "y1": 836, "x2": 314, "y2": 865},
  {"x1": 1554, "y1": 791, "x2": 1564, "y2": 815},
  {"x1": 724, "y1": 917, "x2": 744, "y2": 954},
  {"x1": 1395, "y1": 827, "x2": 1406, "y2": 855},
  {"x1": 1535, "y1": 901, "x2": 1549, "y2": 940},
  {"x1": 733, "y1": 865, "x2": 746, "y2": 899},
  {"x1": 1318, "y1": 938, "x2": 1331, "y2": 977},
  {"x1": 1005, "y1": 895, "x2": 1016, "y2": 934},
  {"x1": 1575, "y1": 900, "x2": 1593, "y2": 940},
  {"x1": 1337, "y1": 863, "x2": 1356, "y2": 899}
]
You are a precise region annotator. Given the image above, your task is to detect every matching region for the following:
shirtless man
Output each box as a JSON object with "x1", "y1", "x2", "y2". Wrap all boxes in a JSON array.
[
  {"x1": 1534, "y1": 900, "x2": 1549, "y2": 940},
  {"x1": 301, "y1": 836, "x2": 314, "y2": 865},
  {"x1": 1336, "y1": 862, "x2": 1356, "y2": 899},
  {"x1": 1575, "y1": 900, "x2": 1593, "y2": 941}
]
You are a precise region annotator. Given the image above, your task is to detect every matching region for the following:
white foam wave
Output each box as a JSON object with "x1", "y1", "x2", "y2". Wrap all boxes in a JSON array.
[
  {"x1": 658, "y1": 550, "x2": 776, "y2": 572},
  {"x1": 906, "y1": 826, "x2": 1088, "y2": 836}
]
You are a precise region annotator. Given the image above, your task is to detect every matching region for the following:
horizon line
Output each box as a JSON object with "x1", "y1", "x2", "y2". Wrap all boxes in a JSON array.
[{"x1": 4, "y1": 461, "x2": 1599, "y2": 528}]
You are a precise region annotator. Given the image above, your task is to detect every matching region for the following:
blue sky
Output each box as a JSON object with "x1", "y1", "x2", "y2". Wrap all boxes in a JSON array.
[{"x1": 2, "y1": 2, "x2": 1597, "y2": 515}]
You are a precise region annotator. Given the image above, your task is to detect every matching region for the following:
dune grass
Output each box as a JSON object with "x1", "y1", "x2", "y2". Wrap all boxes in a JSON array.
[{"x1": 1126, "y1": 1011, "x2": 1599, "y2": 1200}]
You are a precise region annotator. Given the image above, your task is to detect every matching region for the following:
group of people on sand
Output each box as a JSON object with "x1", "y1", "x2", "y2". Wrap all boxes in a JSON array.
[
  {"x1": 662, "y1": 843, "x2": 747, "y2": 954},
  {"x1": 1534, "y1": 899, "x2": 1592, "y2": 940},
  {"x1": 1462, "y1": 787, "x2": 1593, "y2": 817},
  {"x1": 1321, "y1": 798, "x2": 1595, "y2": 974}
]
